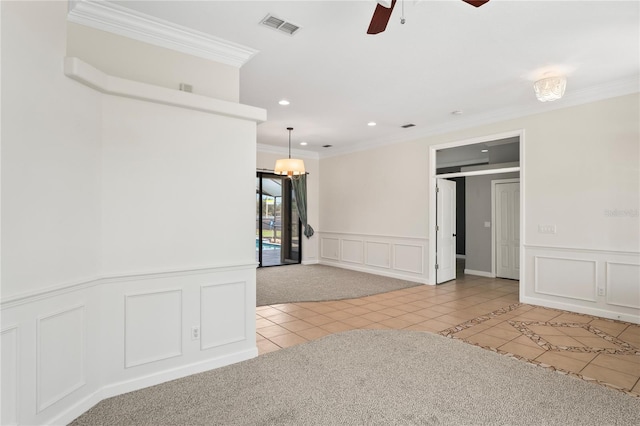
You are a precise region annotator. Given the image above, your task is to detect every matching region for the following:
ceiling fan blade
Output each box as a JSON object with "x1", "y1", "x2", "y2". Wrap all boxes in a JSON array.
[
  {"x1": 367, "y1": 0, "x2": 397, "y2": 35},
  {"x1": 462, "y1": 0, "x2": 490, "y2": 7}
]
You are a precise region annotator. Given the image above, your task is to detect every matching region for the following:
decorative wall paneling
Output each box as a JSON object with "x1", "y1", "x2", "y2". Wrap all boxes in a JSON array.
[
  {"x1": 523, "y1": 245, "x2": 639, "y2": 324},
  {"x1": 318, "y1": 232, "x2": 429, "y2": 283}
]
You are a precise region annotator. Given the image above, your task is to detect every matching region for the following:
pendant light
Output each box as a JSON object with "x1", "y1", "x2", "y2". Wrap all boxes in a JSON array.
[{"x1": 274, "y1": 127, "x2": 305, "y2": 176}]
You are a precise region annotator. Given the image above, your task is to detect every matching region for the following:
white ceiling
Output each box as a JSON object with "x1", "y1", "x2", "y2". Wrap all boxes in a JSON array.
[{"x1": 112, "y1": 1, "x2": 639, "y2": 156}]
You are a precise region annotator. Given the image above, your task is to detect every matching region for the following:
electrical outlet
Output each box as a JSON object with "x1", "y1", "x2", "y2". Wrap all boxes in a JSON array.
[
  {"x1": 191, "y1": 326, "x2": 200, "y2": 340},
  {"x1": 598, "y1": 288, "x2": 606, "y2": 296}
]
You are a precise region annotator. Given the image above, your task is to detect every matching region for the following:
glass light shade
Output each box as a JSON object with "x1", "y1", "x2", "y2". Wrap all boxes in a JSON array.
[
  {"x1": 274, "y1": 158, "x2": 305, "y2": 176},
  {"x1": 533, "y1": 76, "x2": 566, "y2": 102}
]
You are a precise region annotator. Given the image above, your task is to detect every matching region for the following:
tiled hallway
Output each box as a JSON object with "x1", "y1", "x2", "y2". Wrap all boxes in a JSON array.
[{"x1": 256, "y1": 274, "x2": 640, "y2": 397}]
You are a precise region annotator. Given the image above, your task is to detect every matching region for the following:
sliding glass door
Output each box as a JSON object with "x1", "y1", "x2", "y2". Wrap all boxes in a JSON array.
[{"x1": 256, "y1": 172, "x2": 301, "y2": 267}]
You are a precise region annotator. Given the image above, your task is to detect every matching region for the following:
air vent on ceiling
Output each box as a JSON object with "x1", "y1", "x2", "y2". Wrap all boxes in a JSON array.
[
  {"x1": 322, "y1": 145, "x2": 333, "y2": 148},
  {"x1": 261, "y1": 14, "x2": 301, "y2": 36},
  {"x1": 401, "y1": 123, "x2": 416, "y2": 128}
]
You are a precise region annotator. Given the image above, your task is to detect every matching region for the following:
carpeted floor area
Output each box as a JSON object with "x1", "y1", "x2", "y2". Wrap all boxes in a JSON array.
[
  {"x1": 72, "y1": 330, "x2": 640, "y2": 425},
  {"x1": 256, "y1": 264, "x2": 421, "y2": 306}
]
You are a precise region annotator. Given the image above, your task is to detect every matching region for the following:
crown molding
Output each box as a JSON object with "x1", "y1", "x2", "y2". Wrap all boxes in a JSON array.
[
  {"x1": 67, "y1": 0, "x2": 258, "y2": 68},
  {"x1": 318, "y1": 75, "x2": 639, "y2": 159},
  {"x1": 257, "y1": 143, "x2": 320, "y2": 160}
]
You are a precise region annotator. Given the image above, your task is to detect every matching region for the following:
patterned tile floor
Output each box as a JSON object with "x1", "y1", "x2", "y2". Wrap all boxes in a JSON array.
[{"x1": 256, "y1": 273, "x2": 640, "y2": 397}]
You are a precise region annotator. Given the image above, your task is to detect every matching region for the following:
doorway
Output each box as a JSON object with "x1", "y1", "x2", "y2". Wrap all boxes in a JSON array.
[
  {"x1": 256, "y1": 172, "x2": 301, "y2": 267},
  {"x1": 429, "y1": 130, "x2": 524, "y2": 288}
]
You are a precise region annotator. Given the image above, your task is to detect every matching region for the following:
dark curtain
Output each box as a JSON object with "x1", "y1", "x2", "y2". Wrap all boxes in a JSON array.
[{"x1": 291, "y1": 174, "x2": 314, "y2": 238}]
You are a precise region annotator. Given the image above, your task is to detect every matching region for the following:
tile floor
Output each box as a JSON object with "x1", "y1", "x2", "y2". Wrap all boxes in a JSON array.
[{"x1": 256, "y1": 273, "x2": 640, "y2": 397}]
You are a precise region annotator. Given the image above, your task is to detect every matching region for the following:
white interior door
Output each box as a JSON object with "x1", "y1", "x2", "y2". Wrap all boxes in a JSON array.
[
  {"x1": 436, "y1": 179, "x2": 456, "y2": 284},
  {"x1": 495, "y1": 181, "x2": 520, "y2": 280}
]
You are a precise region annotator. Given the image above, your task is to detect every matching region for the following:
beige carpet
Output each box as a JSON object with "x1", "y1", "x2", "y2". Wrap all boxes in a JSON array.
[
  {"x1": 72, "y1": 330, "x2": 640, "y2": 426},
  {"x1": 257, "y1": 264, "x2": 421, "y2": 306}
]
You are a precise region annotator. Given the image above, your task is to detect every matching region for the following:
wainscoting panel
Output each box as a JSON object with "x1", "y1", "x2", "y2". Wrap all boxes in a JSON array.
[
  {"x1": 125, "y1": 290, "x2": 182, "y2": 368},
  {"x1": 393, "y1": 244, "x2": 424, "y2": 274},
  {"x1": 321, "y1": 237, "x2": 340, "y2": 260},
  {"x1": 534, "y1": 256, "x2": 597, "y2": 302},
  {"x1": 1, "y1": 326, "x2": 18, "y2": 425},
  {"x1": 341, "y1": 239, "x2": 364, "y2": 264},
  {"x1": 365, "y1": 241, "x2": 391, "y2": 269},
  {"x1": 523, "y1": 245, "x2": 640, "y2": 324},
  {"x1": 200, "y1": 281, "x2": 246, "y2": 350},
  {"x1": 37, "y1": 306, "x2": 86, "y2": 412},
  {"x1": 319, "y1": 232, "x2": 428, "y2": 283},
  {"x1": 606, "y1": 262, "x2": 640, "y2": 309}
]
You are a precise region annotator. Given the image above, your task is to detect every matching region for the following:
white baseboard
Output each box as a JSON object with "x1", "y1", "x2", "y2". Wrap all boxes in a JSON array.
[
  {"x1": 520, "y1": 295, "x2": 639, "y2": 325},
  {"x1": 302, "y1": 259, "x2": 320, "y2": 265},
  {"x1": 464, "y1": 269, "x2": 495, "y2": 278},
  {"x1": 320, "y1": 260, "x2": 429, "y2": 285},
  {"x1": 47, "y1": 347, "x2": 257, "y2": 425}
]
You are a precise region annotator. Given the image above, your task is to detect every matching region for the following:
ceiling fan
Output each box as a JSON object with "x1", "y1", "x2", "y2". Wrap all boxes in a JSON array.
[{"x1": 367, "y1": 0, "x2": 490, "y2": 34}]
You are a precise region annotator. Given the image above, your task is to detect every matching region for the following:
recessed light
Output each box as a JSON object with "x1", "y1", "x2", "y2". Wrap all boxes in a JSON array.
[
  {"x1": 451, "y1": 110, "x2": 463, "y2": 115},
  {"x1": 300, "y1": 141, "x2": 308, "y2": 146},
  {"x1": 278, "y1": 99, "x2": 290, "y2": 106},
  {"x1": 481, "y1": 149, "x2": 489, "y2": 153},
  {"x1": 368, "y1": 121, "x2": 377, "y2": 126}
]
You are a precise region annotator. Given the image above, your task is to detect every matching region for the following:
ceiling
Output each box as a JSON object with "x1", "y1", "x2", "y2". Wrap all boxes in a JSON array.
[{"x1": 111, "y1": 1, "x2": 639, "y2": 156}]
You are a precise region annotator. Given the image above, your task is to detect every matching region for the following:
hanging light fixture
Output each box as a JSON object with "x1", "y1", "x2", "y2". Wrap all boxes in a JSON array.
[
  {"x1": 274, "y1": 127, "x2": 305, "y2": 176},
  {"x1": 533, "y1": 76, "x2": 567, "y2": 102}
]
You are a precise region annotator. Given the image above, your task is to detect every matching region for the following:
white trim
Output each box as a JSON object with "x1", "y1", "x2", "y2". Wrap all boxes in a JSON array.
[
  {"x1": 435, "y1": 167, "x2": 520, "y2": 179},
  {"x1": 319, "y1": 260, "x2": 428, "y2": 285},
  {"x1": 64, "y1": 57, "x2": 266, "y2": 123},
  {"x1": 464, "y1": 269, "x2": 495, "y2": 278},
  {"x1": 199, "y1": 282, "x2": 247, "y2": 351},
  {"x1": 520, "y1": 295, "x2": 639, "y2": 325},
  {"x1": 46, "y1": 347, "x2": 257, "y2": 426},
  {"x1": 1, "y1": 262, "x2": 257, "y2": 308},
  {"x1": 257, "y1": 143, "x2": 320, "y2": 160},
  {"x1": 605, "y1": 261, "x2": 640, "y2": 309},
  {"x1": 36, "y1": 305, "x2": 87, "y2": 413},
  {"x1": 319, "y1": 230, "x2": 428, "y2": 241},
  {"x1": 523, "y1": 244, "x2": 639, "y2": 256},
  {"x1": 124, "y1": 290, "x2": 183, "y2": 368},
  {"x1": 67, "y1": 0, "x2": 258, "y2": 68},
  {"x1": 533, "y1": 256, "x2": 598, "y2": 303},
  {"x1": 456, "y1": 254, "x2": 466, "y2": 259},
  {"x1": 318, "y1": 78, "x2": 639, "y2": 160},
  {"x1": 1, "y1": 326, "x2": 19, "y2": 426}
]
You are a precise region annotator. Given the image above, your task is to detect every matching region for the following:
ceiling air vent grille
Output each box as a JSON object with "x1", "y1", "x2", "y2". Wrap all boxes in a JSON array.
[
  {"x1": 401, "y1": 123, "x2": 416, "y2": 128},
  {"x1": 261, "y1": 14, "x2": 301, "y2": 36}
]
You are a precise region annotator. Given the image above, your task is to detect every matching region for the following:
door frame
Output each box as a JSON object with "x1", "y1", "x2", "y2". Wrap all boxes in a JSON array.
[
  {"x1": 428, "y1": 129, "x2": 525, "y2": 294},
  {"x1": 491, "y1": 178, "x2": 520, "y2": 278}
]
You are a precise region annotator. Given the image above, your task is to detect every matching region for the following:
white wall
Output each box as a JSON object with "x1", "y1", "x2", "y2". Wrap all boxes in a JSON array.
[
  {"x1": 1, "y1": 2, "x2": 262, "y2": 425},
  {"x1": 67, "y1": 22, "x2": 240, "y2": 102},
  {"x1": 319, "y1": 94, "x2": 639, "y2": 322},
  {"x1": 319, "y1": 141, "x2": 430, "y2": 282},
  {"x1": 256, "y1": 149, "x2": 320, "y2": 264}
]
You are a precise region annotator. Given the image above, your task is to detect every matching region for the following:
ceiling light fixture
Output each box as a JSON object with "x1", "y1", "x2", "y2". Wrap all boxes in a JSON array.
[
  {"x1": 300, "y1": 141, "x2": 308, "y2": 146},
  {"x1": 274, "y1": 127, "x2": 305, "y2": 177},
  {"x1": 278, "y1": 99, "x2": 290, "y2": 106},
  {"x1": 368, "y1": 121, "x2": 377, "y2": 126},
  {"x1": 481, "y1": 149, "x2": 489, "y2": 153},
  {"x1": 533, "y1": 76, "x2": 566, "y2": 102}
]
